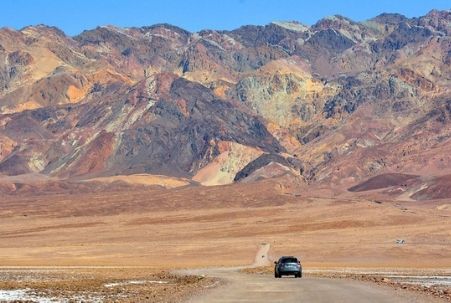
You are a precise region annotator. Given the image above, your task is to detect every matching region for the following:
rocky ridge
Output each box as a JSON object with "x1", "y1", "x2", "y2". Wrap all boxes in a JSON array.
[{"x1": 0, "y1": 10, "x2": 450, "y2": 198}]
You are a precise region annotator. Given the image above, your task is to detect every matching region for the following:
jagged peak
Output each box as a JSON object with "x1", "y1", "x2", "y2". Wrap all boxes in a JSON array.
[
  {"x1": 20, "y1": 24, "x2": 67, "y2": 37},
  {"x1": 315, "y1": 15, "x2": 356, "y2": 26},
  {"x1": 311, "y1": 15, "x2": 362, "y2": 33},
  {"x1": 271, "y1": 21, "x2": 309, "y2": 32},
  {"x1": 370, "y1": 12, "x2": 408, "y2": 25},
  {"x1": 324, "y1": 15, "x2": 354, "y2": 22},
  {"x1": 139, "y1": 23, "x2": 191, "y2": 37},
  {"x1": 421, "y1": 8, "x2": 451, "y2": 22},
  {"x1": 425, "y1": 9, "x2": 451, "y2": 16}
]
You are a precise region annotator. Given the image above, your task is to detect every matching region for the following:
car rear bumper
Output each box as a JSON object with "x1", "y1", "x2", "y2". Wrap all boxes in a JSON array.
[{"x1": 279, "y1": 270, "x2": 301, "y2": 275}]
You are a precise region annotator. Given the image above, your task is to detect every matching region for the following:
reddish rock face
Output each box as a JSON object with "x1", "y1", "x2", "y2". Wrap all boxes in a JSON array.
[
  {"x1": 62, "y1": 130, "x2": 116, "y2": 177},
  {"x1": 0, "y1": 10, "x2": 450, "y2": 197}
]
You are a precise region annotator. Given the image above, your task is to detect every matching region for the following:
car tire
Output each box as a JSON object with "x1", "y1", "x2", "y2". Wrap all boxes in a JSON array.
[{"x1": 295, "y1": 273, "x2": 301, "y2": 278}]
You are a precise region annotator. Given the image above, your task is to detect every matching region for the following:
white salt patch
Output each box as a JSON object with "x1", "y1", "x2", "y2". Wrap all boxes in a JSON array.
[
  {"x1": 0, "y1": 289, "x2": 103, "y2": 303},
  {"x1": 204, "y1": 281, "x2": 220, "y2": 288},
  {"x1": 306, "y1": 270, "x2": 451, "y2": 287},
  {"x1": 0, "y1": 289, "x2": 56, "y2": 303},
  {"x1": 387, "y1": 276, "x2": 451, "y2": 287},
  {"x1": 0, "y1": 289, "x2": 29, "y2": 301},
  {"x1": 104, "y1": 280, "x2": 169, "y2": 288}
]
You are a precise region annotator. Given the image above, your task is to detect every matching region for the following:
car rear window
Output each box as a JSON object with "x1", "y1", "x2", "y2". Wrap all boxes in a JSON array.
[{"x1": 281, "y1": 258, "x2": 298, "y2": 263}]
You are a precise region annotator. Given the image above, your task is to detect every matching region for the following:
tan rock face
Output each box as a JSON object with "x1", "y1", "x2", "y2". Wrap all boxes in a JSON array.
[
  {"x1": 193, "y1": 141, "x2": 263, "y2": 186},
  {"x1": 0, "y1": 136, "x2": 16, "y2": 163},
  {"x1": 0, "y1": 11, "x2": 450, "y2": 192},
  {"x1": 236, "y1": 73, "x2": 310, "y2": 126}
]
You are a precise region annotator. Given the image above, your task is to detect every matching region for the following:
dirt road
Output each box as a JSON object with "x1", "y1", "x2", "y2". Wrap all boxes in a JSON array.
[
  {"x1": 180, "y1": 244, "x2": 445, "y2": 303},
  {"x1": 182, "y1": 268, "x2": 446, "y2": 303}
]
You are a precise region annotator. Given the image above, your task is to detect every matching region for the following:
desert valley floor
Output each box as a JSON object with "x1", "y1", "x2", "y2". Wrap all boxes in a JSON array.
[
  {"x1": 1, "y1": 180, "x2": 450, "y2": 268},
  {"x1": 0, "y1": 179, "x2": 450, "y2": 302}
]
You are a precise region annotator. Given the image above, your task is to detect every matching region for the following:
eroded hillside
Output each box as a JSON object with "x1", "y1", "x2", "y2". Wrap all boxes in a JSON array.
[{"x1": 0, "y1": 10, "x2": 450, "y2": 198}]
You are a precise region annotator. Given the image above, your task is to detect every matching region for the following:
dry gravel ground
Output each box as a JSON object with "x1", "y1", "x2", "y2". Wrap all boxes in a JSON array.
[
  {"x1": 0, "y1": 268, "x2": 214, "y2": 302},
  {"x1": 0, "y1": 181, "x2": 450, "y2": 301},
  {"x1": 1, "y1": 182, "x2": 449, "y2": 268}
]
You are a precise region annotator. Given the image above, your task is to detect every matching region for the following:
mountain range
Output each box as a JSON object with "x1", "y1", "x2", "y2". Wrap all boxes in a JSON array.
[{"x1": 0, "y1": 10, "x2": 450, "y2": 199}]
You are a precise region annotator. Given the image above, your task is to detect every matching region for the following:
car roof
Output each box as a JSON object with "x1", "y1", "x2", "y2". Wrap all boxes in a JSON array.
[{"x1": 279, "y1": 256, "x2": 298, "y2": 260}]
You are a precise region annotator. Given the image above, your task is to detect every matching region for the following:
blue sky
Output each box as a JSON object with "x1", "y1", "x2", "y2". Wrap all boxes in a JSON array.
[{"x1": 2, "y1": 0, "x2": 450, "y2": 36}]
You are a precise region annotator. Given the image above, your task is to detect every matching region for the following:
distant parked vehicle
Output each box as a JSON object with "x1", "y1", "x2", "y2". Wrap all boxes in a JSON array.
[{"x1": 274, "y1": 256, "x2": 302, "y2": 278}]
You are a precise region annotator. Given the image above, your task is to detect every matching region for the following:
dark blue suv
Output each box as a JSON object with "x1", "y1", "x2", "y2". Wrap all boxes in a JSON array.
[{"x1": 274, "y1": 256, "x2": 302, "y2": 278}]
